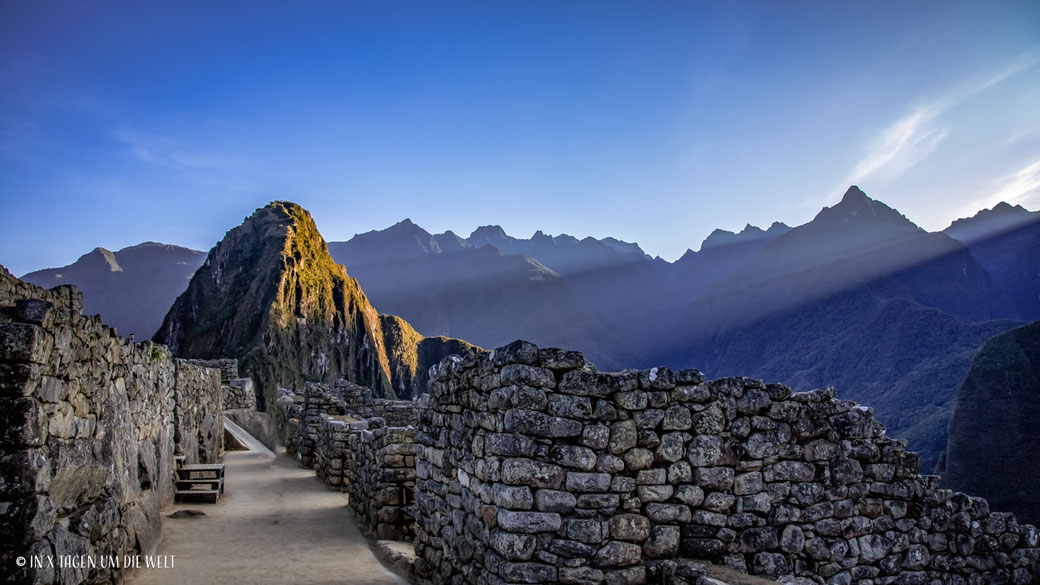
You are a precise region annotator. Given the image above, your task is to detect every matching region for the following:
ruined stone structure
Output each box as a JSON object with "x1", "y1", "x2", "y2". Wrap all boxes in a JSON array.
[
  {"x1": 5, "y1": 251, "x2": 1038, "y2": 585},
  {"x1": 183, "y1": 358, "x2": 239, "y2": 384},
  {"x1": 183, "y1": 358, "x2": 256, "y2": 411},
  {"x1": 277, "y1": 379, "x2": 421, "y2": 542},
  {"x1": 223, "y1": 377, "x2": 257, "y2": 411},
  {"x1": 0, "y1": 267, "x2": 223, "y2": 585},
  {"x1": 282, "y1": 379, "x2": 419, "y2": 467},
  {"x1": 312, "y1": 417, "x2": 419, "y2": 540},
  {"x1": 411, "y1": 341, "x2": 1040, "y2": 585}
]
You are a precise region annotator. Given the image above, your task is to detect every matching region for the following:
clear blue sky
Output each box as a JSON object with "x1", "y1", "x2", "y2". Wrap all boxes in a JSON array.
[{"x1": 2, "y1": 1, "x2": 1039, "y2": 275}]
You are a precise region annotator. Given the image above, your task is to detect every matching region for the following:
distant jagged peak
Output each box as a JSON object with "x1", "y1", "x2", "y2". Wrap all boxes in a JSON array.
[
  {"x1": 468, "y1": 225, "x2": 649, "y2": 261},
  {"x1": 699, "y1": 221, "x2": 791, "y2": 252},
  {"x1": 469, "y1": 224, "x2": 511, "y2": 241},
  {"x1": 82, "y1": 247, "x2": 123, "y2": 272},
  {"x1": 600, "y1": 236, "x2": 649, "y2": 258},
  {"x1": 840, "y1": 184, "x2": 871, "y2": 204},
  {"x1": 811, "y1": 185, "x2": 922, "y2": 234},
  {"x1": 432, "y1": 230, "x2": 471, "y2": 253},
  {"x1": 944, "y1": 201, "x2": 1038, "y2": 243},
  {"x1": 119, "y1": 241, "x2": 203, "y2": 254},
  {"x1": 386, "y1": 217, "x2": 431, "y2": 236}
]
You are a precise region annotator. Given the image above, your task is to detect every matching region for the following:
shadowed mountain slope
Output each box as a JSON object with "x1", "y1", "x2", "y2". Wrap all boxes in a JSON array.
[
  {"x1": 945, "y1": 202, "x2": 1039, "y2": 244},
  {"x1": 955, "y1": 214, "x2": 1040, "y2": 321},
  {"x1": 329, "y1": 221, "x2": 644, "y2": 370},
  {"x1": 940, "y1": 320, "x2": 1040, "y2": 525},
  {"x1": 654, "y1": 187, "x2": 1020, "y2": 471},
  {"x1": 21, "y1": 242, "x2": 205, "y2": 338}
]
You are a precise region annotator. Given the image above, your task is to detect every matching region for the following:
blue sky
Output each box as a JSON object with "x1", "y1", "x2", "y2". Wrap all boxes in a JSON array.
[{"x1": 2, "y1": 1, "x2": 1039, "y2": 275}]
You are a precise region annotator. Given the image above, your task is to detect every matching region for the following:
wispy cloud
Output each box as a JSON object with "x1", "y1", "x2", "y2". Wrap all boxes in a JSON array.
[
  {"x1": 846, "y1": 104, "x2": 949, "y2": 185},
  {"x1": 844, "y1": 48, "x2": 1040, "y2": 190},
  {"x1": 112, "y1": 128, "x2": 234, "y2": 171}
]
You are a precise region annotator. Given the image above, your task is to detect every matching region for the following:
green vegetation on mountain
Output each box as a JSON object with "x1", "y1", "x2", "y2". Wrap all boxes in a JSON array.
[
  {"x1": 154, "y1": 201, "x2": 475, "y2": 408},
  {"x1": 380, "y1": 314, "x2": 481, "y2": 398}
]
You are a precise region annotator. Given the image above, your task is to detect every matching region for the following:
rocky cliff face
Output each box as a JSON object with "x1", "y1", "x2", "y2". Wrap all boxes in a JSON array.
[
  {"x1": 380, "y1": 314, "x2": 480, "y2": 399},
  {"x1": 940, "y1": 319, "x2": 1040, "y2": 525},
  {"x1": 154, "y1": 201, "x2": 474, "y2": 408}
]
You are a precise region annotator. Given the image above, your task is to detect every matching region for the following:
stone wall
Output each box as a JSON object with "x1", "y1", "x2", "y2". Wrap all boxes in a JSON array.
[
  {"x1": 173, "y1": 361, "x2": 223, "y2": 464},
  {"x1": 275, "y1": 387, "x2": 303, "y2": 456},
  {"x1": 287, "y1": 379, "x2": 418, "y2": 467},
  {"x1": 311, "y1": 416, "x2": 419, "y2": 540},
  {"x1": 0, "y1": 266, "x2": 223, "y2": 585},
  {"x1": 413, "y1": 341, "x2": 1040, "y2": 585},
  {"x1": 224, "y1": 377, "x2": 257, "y2": 411},
  {"x1": 275, "y1": 379, "x2": 420, "y2": 541},
  {"x1": 183, "y1": 358, "x2": 254, "y2": 412},
  {"x1": 182, "y1": 358, "x2": 239, "y2": 384}
]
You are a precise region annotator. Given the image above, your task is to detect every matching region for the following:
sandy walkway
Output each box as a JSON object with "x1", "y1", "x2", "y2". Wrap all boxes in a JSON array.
[{"x1": 131, "y1": 421, "x2": 408, "y2": 585}]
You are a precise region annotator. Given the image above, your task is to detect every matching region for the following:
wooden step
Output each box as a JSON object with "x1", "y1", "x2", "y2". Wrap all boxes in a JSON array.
[
  {"x1": 175, "y1": 488, "x2": 220, "y2": 503},
  {"x1": 176, "y1": 478, "x2": 224, "y2": 493},
  {"x1": 177, "y1": 464, "x2": 225, "y2": 481}
]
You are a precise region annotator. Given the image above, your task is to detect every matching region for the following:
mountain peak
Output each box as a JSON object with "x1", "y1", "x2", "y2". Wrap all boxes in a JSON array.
[
  {"x1": 156, "y1": 200, "x2": 399, "y2": 406},
  {"x1": 841, "y1": 185, "x2": 869, "y2": 204},
  {"x1": 470, "y1": 224, "x2": 509, "y2": 240},
  {"x1": 387, "y1": 217, "x2": 431, "y2": 237},
  {"x1": 945, "y1": 201, "x2": 1038, "y2": 243},
  {"x1": 84, "y1": 247, "x2": 122, "y2": 272},
  {"x1": 812, "y1": 187, "x2": 921, "y2": 235},
  {"x1": 700, "y1": 222, "x2": 784, "y2": 251}
]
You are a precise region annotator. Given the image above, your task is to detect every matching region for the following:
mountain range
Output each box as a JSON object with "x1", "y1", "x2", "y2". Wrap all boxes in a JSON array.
[
  {"x1": 21, "y1": 243, "x2": 206, "y2": 338},
  {"x1": 151, "y1": 202, "x2": 478, "y2": 408},
  {"x1": 17, "y1": 188, "x2": 1040, "y2": 475}
]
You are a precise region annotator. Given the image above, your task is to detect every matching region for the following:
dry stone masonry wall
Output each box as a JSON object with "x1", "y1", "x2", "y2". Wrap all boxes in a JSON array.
[
  {"x1": 183, "y1": 358, "x2": 256, "y2": 411},
  {"x1": 0, "y1": 267, "x2": 223, "y2": 585},
  {"x1": 182, "y1": 358, "x2": 239, "y2": 384},
  {"x1": 311, "y1": 416, "x2": 419, "y2": 540},
  {"x1": 413, "y1": 341, "x2": 1040, "y2": 585},
  {"x1": 277, "y1": 379, "x2": 420, "y2": 541},
  {"x1": 224, "y1": 377, "x2": 257, "y2": 411},
  {"x1": 172, "y1": 362, "x2": 223, "y2": 464}
]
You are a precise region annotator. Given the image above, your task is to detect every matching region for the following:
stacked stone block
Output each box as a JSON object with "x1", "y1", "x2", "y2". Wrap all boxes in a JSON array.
[
  {"x1": 277, "y1": 379, "x2": 420, "y2": 540},
  {"x1": 173, "y1": 361, "x2": 223, "y2": 464},
  {"x1": 0, "y1": 266, "x2": 224, "y2": 585},
  {"x1": 223, "y1": 377, "x2": 257, "y2": 411},
  {"x1": 275, "y1": 386, "x2": 304, "y2": 455},
  {"x1": 339, "y1": 419, "x2": 419, "y2": 540},
  {"x1": 413, "y1": 340, "x2": 1040, "y2": 585},
  {"x1": 182, "y1": 358, "x2": 239, "y2": 384}
]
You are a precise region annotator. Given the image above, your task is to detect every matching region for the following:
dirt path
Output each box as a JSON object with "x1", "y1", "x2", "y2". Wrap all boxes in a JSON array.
[{"x1": 131, "y1": 422, "x2": 408, "y2": 585}]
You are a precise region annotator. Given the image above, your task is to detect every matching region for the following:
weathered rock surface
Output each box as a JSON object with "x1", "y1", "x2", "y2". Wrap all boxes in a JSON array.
[
  {"x1": 413, "y1": 340, "x2": 1040, "y2": 585},
  {"x1": 153, "y1": 201, "x2": 478, "y2": 408},
  {"x1": 0, "y1": 266, "x2": 222, "y2": 585}
]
